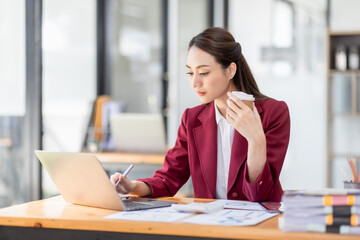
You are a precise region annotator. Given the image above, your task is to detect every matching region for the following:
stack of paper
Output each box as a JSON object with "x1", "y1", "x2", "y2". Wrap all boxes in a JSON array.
[
  {"x1": 106, "y1": 200, "x2": 279, "y2": 226},
  {"x1": 279, "y1": 189, "x2": 360, "y2": 235}
]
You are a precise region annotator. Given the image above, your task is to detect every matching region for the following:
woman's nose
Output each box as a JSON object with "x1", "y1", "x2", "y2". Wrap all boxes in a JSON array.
[{"x1": 192, "y1": 75, "x2": 202, "y2": 88}]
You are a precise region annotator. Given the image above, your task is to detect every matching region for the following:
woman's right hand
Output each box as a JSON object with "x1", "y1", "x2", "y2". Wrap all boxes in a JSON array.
[{"x1": 110, "y1": 172, "x2": 136, "y2": 195}]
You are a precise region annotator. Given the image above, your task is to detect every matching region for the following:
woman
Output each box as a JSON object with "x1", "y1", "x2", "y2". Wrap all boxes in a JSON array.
[{"x1": 110, "y1": 27, "x2": 290, "y2": 202}]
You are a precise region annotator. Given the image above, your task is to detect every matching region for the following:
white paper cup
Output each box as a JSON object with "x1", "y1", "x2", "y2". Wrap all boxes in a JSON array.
[{"x1": 232, "y1": 91, "x2": 255, "y2": 108}]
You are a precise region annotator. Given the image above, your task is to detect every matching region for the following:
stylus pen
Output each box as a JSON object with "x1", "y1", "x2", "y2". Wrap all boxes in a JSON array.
[{"x1": 115, "y1": 164, "x2": 134, "y2": 187}]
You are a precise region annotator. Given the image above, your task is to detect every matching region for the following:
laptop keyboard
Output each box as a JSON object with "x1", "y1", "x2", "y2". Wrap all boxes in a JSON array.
[
  {"x1": 121, "y1": 197, "x2": 175, "y2": 211},
  {"x1": 123, "y1": 200, "x2": 156, "y2": 210}
]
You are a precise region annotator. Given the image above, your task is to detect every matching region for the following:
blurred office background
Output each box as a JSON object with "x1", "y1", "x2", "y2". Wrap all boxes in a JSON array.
[{"x1": 1, "y1": 0, "x2": 360, "y2": 207}]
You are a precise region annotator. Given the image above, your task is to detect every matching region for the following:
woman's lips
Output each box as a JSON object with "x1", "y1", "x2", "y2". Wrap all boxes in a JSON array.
[{"x1": 197, "y1": 91, "x2": 206, "y2": 96}]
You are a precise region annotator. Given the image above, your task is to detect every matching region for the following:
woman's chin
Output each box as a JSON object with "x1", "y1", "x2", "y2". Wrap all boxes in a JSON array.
[{"x1": 198, "y1": 97, "x2": 212, "y2": 104}]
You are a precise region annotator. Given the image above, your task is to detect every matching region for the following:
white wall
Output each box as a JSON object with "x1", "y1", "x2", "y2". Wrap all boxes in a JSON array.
[
  {"x1": 167, "y1": 0, "x2": 360, "y2": 191},
  {"x1": 331, "y1": 0, "x2": 360, "y2": 31},
  {"x1": 329, "y1": 0, "x2": 360, "y2": 188},
  {"x1": 228, "y1": 0, "x2": 327, "y2": 190}
]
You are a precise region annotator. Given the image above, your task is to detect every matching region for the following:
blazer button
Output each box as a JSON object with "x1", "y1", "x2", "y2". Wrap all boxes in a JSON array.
[
  {"x1": 232, "y1": 192, "x2": 238, "y2": 198},
  {"x1": 259, "y1": 181, "x2": 263, "y2": 185}
]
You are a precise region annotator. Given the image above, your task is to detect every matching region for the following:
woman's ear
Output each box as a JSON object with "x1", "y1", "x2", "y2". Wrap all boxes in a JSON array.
[{"x1": 227, "y1": 62, "x2": 237, "y2": 79}]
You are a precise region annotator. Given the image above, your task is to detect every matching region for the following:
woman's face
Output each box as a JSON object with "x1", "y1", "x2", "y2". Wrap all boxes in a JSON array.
[{"x1": 186, "y1": 46, "x2": 233, "y2": 104}]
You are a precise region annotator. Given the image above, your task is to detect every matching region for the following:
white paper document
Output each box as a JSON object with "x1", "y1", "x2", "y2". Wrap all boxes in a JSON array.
[
  {"x1": 171, "y1": 202, "x2": 224, "y2": 214},
  {"x1": 104, "y1": 207, "x2": 192, "y2": 222},
  {"x1": 213, "y1": 199, "x2": 266, "y2": 211},
  {"x1": 183, "y1": 209, "x2": 278, "y2": 226}
]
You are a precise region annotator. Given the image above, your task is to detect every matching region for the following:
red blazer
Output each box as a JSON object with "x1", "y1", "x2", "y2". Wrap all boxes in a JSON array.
[{"x1": 139, "y1": 99, "x2": 290, "y2": 202}]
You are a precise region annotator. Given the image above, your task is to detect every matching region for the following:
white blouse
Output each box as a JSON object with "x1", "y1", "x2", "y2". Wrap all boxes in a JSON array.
[{"x1": 214, "y1": 103, "x2": 235, "y2": 199}]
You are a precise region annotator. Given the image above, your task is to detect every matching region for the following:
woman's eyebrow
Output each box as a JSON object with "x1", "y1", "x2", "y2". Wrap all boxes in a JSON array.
[{"x1": 186, "y1": 64, "x2": 211, "y2": 69}]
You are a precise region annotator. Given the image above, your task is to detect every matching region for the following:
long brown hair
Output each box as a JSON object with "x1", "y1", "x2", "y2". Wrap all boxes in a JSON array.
[{"x1": 188, "y1": 27, "x2": 268, "y2": 100}]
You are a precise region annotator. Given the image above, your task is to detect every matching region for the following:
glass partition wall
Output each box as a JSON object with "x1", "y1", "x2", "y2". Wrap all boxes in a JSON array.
[
  {"x1": 167, "y1": 0, "x2": 210, "y2": 145},
  {"x1": 41, "y1": 0, "x2": 211, "y2": 198},
  {"x1": 108, "y1": 0, "x2": 163, "y2": 114},
  {"x1": 106, "y1": 0, "x2": 210, "y2": 197},
  {"x1": 1, "y1": 0, "x2": 215, "y2": 205},
  {"x1": 165, "y1": 0, "x2": 210, "y2": 197},
  {"x1": 42, "y1": 0, "x2": 97, "y2": 197},
  {"x1": 107, "y1": 0, "x2": 210, "y2": 140},
  {"x1": 0, "y1": 0, "x2": 26, "y2": 207}
]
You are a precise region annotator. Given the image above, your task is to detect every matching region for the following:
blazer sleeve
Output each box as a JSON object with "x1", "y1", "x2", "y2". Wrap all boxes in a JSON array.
[
  {"x1": 137, "y1": 109, "x2": 191, "y2": 198},
  {"x1": 242, "y1": 101, "x2": 290, "y2": 201}
]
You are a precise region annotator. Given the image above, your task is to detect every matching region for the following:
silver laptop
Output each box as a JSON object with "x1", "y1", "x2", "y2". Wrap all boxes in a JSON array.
[
  {"x1": 35, "y1": 151, "x2": 174, "y2": 211},
  {"x1": 109, "y1": 113, "x2": 167, "y2": 153}
]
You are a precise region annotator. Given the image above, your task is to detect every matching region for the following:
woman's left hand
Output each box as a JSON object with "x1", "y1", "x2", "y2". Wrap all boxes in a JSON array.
[{"x1": 225, "y1": 92, "x2": 264, "y2": 143}]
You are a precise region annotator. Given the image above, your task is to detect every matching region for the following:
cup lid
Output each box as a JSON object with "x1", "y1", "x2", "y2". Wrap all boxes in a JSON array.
[{"x1": 232, "y1": 91, "x2": 255, "y2": 101}]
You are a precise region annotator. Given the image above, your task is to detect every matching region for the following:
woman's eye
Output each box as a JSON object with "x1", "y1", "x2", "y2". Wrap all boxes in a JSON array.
[
  {"x1": 186, "y1": 72, "x2": 194, "y2": 76},
  {"x1": 199, "y1": 72, "x2": 209, "y2": 76}
]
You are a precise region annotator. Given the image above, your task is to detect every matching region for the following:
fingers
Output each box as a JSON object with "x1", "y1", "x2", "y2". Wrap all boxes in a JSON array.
[
  {"x1": 116, "y1": 177, "x2": 131, "y2": 194},
  {"x1": 252, "y1": 102, "x2": 261, "y2": 120},
  {"x1": 226, "y1": 107, "x2": 236, "y2": 122},
  {"x1": 110, "y1": 172, "x2": 133, "y2": 194},
  {"x1": 110, "y1": 172, "x2": 121, "y2": 186},
  {"x1": 227, "y1": 92, "x2": 249, "y2": 110},
  {"x1": 226, "y1": 98, "x2": 241, "y2": 114},
  {"x1": 226, "y1": 97, "x2": 250, "y2": 120},
  {"x1": 252, "y1": 102, "x2": 257, "y2": 112}
]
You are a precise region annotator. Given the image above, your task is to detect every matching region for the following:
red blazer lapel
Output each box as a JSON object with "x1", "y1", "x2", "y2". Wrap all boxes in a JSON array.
[
  {"x1": 193, "y1": 102, "x2": 217, "y2": 198},
  {"x1": 228, "y1": 102, "x2": 264, "y2": 193},
  {"x1": 228, "y1": 132, "x2": 248, "y2": 192}
]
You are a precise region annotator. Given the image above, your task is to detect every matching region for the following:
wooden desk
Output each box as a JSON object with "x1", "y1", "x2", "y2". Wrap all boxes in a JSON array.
[
  {"x1": 0, "y1": 196, "x2": 358, "y2": 240},
  {"x1": 95, "y1": 152, "x2": 165, "y2": 165}
]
